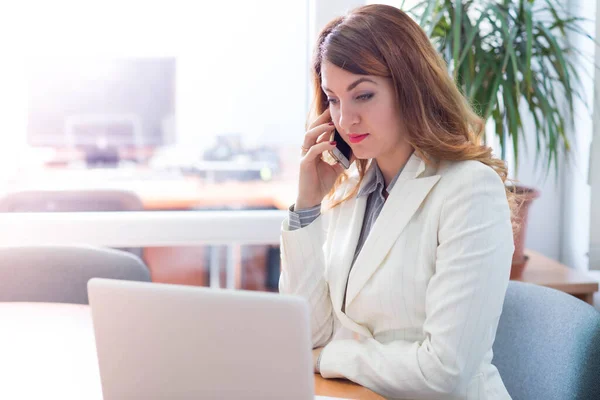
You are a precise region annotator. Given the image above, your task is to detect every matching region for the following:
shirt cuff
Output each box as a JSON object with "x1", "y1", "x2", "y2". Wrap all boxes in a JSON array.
[
  {"x1": 288, "y1": 203, "x2": 321, "y2": 231},
  {"x1": 315, "y1": 349, "x2": 324, "y2": 374}
]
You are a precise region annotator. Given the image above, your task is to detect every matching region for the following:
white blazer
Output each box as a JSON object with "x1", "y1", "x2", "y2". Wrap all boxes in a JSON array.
[{"x1": 279, "y1": 153, "x2": 514, "y2": 399}]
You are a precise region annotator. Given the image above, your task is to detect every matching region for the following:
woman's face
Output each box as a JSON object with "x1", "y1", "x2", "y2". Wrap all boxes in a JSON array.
[{"x1": 321, "y1": 61, "x2": 405, "y2": 162}]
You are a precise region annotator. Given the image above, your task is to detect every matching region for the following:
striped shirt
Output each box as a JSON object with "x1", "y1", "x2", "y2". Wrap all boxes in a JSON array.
[{"x1": 289, "y1": 160, "x2": 404, "y2": 272}]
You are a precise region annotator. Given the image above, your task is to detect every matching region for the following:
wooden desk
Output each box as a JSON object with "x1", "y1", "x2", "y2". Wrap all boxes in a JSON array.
[
  {"x1": 142, "y1": 180, "x2": 295, "y2": 211},
  {"x1": 4, "y1": 168, "x2": 296, "y2": 211},
  {"x1": 0, "y1": 302, "x2": 381, "y2": 399},
  {"x1": 314, "y1": 376, "x2": 384, "y2": 399},
  {"x1": 517, "y1": 250, "x2": 599, "y2": 304}
]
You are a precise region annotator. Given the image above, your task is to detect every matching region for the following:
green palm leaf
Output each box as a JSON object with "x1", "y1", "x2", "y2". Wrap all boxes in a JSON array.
[{"x1": 407, "y1": 0, "x2": 595, "y2": 177}]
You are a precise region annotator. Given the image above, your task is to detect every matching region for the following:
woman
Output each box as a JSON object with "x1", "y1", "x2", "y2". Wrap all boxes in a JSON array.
[{"x1": 279, "y1": 4, "x2": 515, "y2": 400}]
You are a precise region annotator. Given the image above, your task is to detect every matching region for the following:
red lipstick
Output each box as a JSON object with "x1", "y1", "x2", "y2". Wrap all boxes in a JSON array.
[{"x1": 348, "y1": 133, "x2": 369, "y2": 143}]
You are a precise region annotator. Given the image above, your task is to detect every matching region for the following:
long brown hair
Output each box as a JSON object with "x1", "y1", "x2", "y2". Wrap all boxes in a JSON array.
[{"x1": 309, "y1": 4, "x2": 518, "y2": 221}]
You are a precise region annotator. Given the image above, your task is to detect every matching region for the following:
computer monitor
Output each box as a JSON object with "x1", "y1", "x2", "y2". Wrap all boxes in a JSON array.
[{"x1": 26, "y1": 57, "x2": 176, "y2": 165}]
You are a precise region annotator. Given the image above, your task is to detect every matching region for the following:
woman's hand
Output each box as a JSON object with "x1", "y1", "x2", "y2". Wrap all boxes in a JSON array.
[{"x1": 296, "y1": 108, "x2": 346, "y2": 210}]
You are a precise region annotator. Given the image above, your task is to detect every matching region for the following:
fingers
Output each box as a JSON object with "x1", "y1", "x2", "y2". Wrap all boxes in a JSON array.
[
  {"x1": 302, "y1": 123, "x2": 334, "y2": 153},
  {"x1": 303, "y1": 109, "x2": 334, "y2": 155},
  {"x1": 308, "y1": 108, "x2": 331, "y2": 130},
  {"x1": 302, "y1": 140, "x2": 337, "y2": 163},
  {"x1": 316, "y1": 130, "x2": 333, "y2": 145}
]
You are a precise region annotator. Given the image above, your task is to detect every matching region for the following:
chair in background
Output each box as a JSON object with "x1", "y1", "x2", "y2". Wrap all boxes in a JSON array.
[
  {"x1": 0, "y1": 190, "x2": 145, "y2": 258},
  {"x1": 0, "y1": 246, "x2": 151, "y2": 304},
  {"x1": 492, "y1": 281, "x2": 600, "y2": 400}
]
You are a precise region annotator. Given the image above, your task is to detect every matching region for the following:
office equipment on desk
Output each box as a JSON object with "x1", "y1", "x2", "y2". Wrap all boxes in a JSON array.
[
  {"x1": 201, "y1": 133, "x2": 281, "y2": 182},
  {"x1": 152, "y1": 139, "x2": 282, "y2": 183},
  {"x1": 190, "y1": 159, "x2": 277, "y2": 183},
  {"x1": 88, "y1": 278, "x2": 314, "y2": 399},
  {"x1": 0, "y1": 246, "x2": 150, "y2": 304},
  {"x1": 26, "y1": 57, "x2": 175, "y2": 167},
  {"x1": 0, "y1": 301, "x2": 379, "y2": 399},
  {"x1": 492, "y1": 281, "x2": 600, "y2": 400},
  {"x1": 4, "y1": 166, "x2": 295, "y2": 211}
]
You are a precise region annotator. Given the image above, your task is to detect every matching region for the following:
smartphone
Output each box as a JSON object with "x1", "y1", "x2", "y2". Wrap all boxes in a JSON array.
[{"x1": 328, "y1": 129, "x2": 352, "y2": 169}]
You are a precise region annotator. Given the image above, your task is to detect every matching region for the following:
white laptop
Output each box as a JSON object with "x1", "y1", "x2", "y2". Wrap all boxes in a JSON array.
[{"x1": 87, "y1": 278, "x2": 317, "y2": 400}]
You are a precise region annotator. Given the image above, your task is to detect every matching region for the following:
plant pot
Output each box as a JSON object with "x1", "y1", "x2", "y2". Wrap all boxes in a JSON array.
[{"x1": 509, "y1": 185, "x2": 541, "y2": 279}]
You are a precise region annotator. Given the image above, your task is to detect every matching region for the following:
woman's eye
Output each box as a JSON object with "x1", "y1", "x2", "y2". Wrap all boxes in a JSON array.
[{"x1": 327, "y1": 93, "x2": 372, "y2": 105}]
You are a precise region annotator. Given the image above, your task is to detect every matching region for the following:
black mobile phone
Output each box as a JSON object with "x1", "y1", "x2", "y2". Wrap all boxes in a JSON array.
[{"x1": 329, "y1": 129, "x2": 352, "y2": 169}]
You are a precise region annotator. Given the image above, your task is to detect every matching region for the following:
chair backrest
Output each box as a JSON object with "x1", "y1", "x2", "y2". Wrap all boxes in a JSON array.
[
  {"x1": 0, "y1": 246, "x2": 151, "y2": 304},
  {"x1": 492, "y1": 281, "x2": 600, "y2": 400},
  {"x1": 0, "y1": 190, "x2": 145, "y2": 257}
]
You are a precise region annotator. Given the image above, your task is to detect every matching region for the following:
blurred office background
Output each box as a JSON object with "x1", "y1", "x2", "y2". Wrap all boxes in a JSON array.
[{"x1": 0, "y1": 0, "x2": 598, "y2": 309}]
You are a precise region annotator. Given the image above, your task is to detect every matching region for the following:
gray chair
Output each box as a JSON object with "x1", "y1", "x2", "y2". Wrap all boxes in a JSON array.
[
  {"x1": 0, "y1": 246, "x2": 151, "y2": 304},
  {"x1": 493, "y1": 281, "x2": 600, "y2": 400},
  {"x1": 0, "y1": 190, "x2": 145, "y2": 258}
]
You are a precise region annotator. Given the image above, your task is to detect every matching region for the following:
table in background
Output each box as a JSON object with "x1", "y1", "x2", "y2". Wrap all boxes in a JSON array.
[
  {"x1": 0, "y1": 302, "x2": 382, "y2": 400},
  {"x1": 517, "y1": 250, "x2": 599, "y2": 305},
  {"x1": 2, "y1": 169, "x2": 296, "y2": 211},
  {"x1": 8, "y1": 169, "x2": 597, "y2": 304},
  {"x1": 0, "y1": 170, "x2": 296, "y2": 290}
]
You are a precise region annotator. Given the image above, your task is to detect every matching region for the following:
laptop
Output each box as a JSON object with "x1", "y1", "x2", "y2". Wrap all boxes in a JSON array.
[{"x1": 87, "y1": 278, "x2": 315, "y2": 400}]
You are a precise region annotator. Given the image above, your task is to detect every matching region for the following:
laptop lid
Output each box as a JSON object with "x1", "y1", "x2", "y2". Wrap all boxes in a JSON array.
[{"x1": 88, "y1": 278, "x2": 314, "y2": 400}]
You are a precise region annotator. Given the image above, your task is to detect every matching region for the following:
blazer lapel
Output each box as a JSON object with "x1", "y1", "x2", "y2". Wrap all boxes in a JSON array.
[
  {"x1": 344, "y1": 154, "x2": 441, "y2": 308},
  {"x1": 326, "y1": 174, "x2": 374, "y2": 337}
]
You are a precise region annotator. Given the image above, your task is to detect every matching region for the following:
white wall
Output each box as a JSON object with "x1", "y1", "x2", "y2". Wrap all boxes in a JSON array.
[
  {"x1": 483, "y1": 107, "x2": 565, "y2": 261},
  {"x1": 512, "y1": 154, "x2": 565, "y2": 262},
  {"x1": 589, "y1": 0, "x2": 600, "y2": 271},
  {"x1": 561, "y1": 0, "x2": 596, "y2": 270},
  {"x1": 310, "y1": 0, "x2": 365, "y2": 43}
]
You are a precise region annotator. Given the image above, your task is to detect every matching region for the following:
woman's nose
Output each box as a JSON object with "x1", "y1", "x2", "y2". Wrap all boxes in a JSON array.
[{"x1": 338, "y1": 103, "x2": 360, "y2": 132}]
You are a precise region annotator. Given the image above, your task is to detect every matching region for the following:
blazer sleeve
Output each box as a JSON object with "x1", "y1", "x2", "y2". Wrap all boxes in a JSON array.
[
  {"x1": 279, "y1": 212, "x2": 338, "y2": 348},
  {"x1": 318, "y1": 164, "x2": 514, "y2": 398}
]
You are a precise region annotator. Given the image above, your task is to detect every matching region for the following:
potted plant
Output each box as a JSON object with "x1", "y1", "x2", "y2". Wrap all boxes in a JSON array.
[{"x1": 409, "y1": 0, "x2": 591, "y2": 277}]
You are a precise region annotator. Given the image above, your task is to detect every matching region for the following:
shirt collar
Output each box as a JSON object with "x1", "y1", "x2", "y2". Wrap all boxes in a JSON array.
[{"x1": 357, "y1": 160, "x2": 404, "y2": 198}]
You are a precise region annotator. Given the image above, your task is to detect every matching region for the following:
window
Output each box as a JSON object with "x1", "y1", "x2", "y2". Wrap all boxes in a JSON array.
[
  {"x1": 0, "y1": 1, "x2": 310, "y2": 290},
  {"x1": 0, "y1": 1, "x2": 308, "y2": 202}
]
